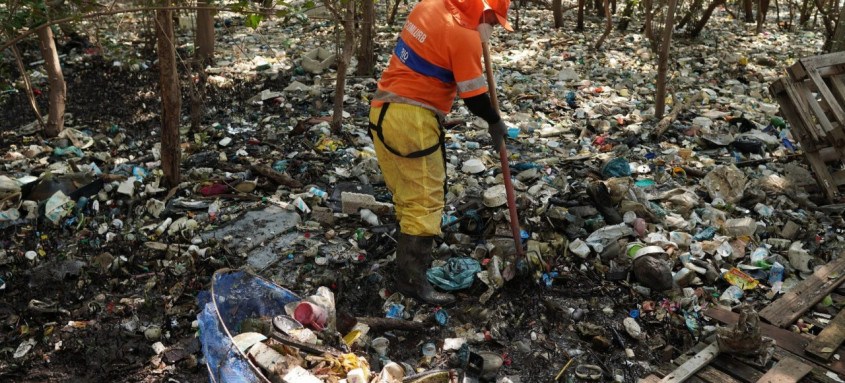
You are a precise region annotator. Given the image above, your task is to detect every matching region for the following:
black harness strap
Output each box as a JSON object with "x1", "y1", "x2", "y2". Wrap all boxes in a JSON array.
[{"x1": 368, "y1": 103, "x2": 445, "y2": 159}]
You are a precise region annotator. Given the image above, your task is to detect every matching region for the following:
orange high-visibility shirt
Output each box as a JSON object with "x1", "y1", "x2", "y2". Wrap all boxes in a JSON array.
[{"x1": 373, "y1": 0, "x2": 488, "y2": 116}]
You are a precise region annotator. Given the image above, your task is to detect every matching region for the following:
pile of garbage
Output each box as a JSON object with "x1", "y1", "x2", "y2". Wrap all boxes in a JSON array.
[{"x1": 1, "y1": 3, "x2": 842, "y2": 382}]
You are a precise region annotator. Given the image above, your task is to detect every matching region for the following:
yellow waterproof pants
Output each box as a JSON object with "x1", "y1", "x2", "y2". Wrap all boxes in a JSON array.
[{"x1": 369, "y1": 103, "x2": 445, "y2": 236}]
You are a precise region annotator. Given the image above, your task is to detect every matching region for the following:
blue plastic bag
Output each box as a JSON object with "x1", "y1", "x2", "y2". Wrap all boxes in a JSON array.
[{"x1": 426, "y1": 257, "x2": 482, "y2": 291}]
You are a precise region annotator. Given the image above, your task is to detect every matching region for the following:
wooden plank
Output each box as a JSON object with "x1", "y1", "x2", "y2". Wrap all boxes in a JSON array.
[
  {"x1": 759, "y1": 256, "x2": 845, "y2": 328},
  {"x1": 687, "y1": 362, "x2": 744, "y2": 383},
  {"x1": 639, "y1": 375, "x2": 663, "y2": 383},
  {"x1": 819, "y1": 147, "x2": 843, "y2": 163},
  {"x1": 832, "y1": 169, "x2": 845, "y2": 187},
  {"x1": 712, "y1": 353, "x2": 765, "y2": 381},
  {"x1": 805, "y1": 151, "x2": 840, "y2": 202},
  {"x1": 785, "y1": 79, "x2": 825, "y2": 141},
  {"x1": 800, "y1": 52, "x2": 845, "y2": 75},
  {"x1": 771, "y1": 348, "x2": 842, "y2": 383},
  {"x1": 654, "y1": 363, "x2": 708, "y2": 383},
  {"x1": 803, "y1": 85, "x2": 837, "y2": 134},
  {"x1": 659, "y1": 343, "x2": 721, "y2": 383},
  {"x1": 788, "y1": 60, "x2": 809, "y2": 81},
  {"x1": 673, "y1": 343, "x2": 742, "y2": 383},
  {"x1": 776, "y1": 90, "x2": 822, "y2": 149},
  {"x1": 812, "y1": 65, "x2": 845, "y2": 78},
  {"x1": 828, "y1": 75, "x2": 845, "y2": 108},
  {"x1": 706, "y1": 307, "x2": 845, "y2": 377},
  {"x1": 756, "y1": 357, "x2": 813, "y2": 383},
  {"x1": 807, "y1": 309, "x2": 845, "y2": 360}
]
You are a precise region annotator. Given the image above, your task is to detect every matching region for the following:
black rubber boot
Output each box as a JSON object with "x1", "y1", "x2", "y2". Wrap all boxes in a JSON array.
[{"x1": 394, "y1": 233, "x2": 456, "y2": 306}]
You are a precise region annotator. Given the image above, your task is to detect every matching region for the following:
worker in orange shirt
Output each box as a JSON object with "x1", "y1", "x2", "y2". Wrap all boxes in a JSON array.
[{"x1": 369, "y1": 0, "x2": 513, "y2": 305}]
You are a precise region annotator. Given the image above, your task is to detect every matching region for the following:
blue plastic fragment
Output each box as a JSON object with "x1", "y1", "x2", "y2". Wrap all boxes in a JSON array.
[
  {"x1": 601, "y1": 158, "x2": 632, "y2": 178},
  {"x1": 694, "y1": 227, "x2": 717, "y2": 241},
  {"x1": 385, "y1": 303, "x2": 405, "y2": 319},
  {"x1": 434, "y1": 309, "x2": 449, "y2": 326}
]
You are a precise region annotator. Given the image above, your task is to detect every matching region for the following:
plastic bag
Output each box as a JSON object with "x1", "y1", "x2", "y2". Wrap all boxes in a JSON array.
[{"x1": 426, "y1": 257, "x2": 482, "y2": 291}]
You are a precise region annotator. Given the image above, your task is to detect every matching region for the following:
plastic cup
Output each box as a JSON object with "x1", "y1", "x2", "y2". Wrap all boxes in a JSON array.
[
  {"x1": 372, "y1": 337, "x2": 389, "y2": 357},
  {"x1": 293, "y1": 301, "x2": 328, "y2": 331}
]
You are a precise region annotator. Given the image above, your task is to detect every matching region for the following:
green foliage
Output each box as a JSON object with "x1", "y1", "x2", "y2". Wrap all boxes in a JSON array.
[{"x1": 245, "y1": 13, "x2": 263, "y2": 29}]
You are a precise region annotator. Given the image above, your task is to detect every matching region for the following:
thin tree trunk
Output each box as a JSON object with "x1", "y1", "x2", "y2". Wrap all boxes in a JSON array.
[
  {"x1": 743, "y1": 0, "x2": 755, "y2": 21},
  {"x1": 594, "y1": 0, "x2": 613, "y2": 49},
  {"x1": 595, "y1": 0, "x2": 605, "y2": 16},
  {"x1": 192, "y1": 0, "x2": 214, "y2": 132},
  {"x1": 756, "y1": 0, "x2": 770, "y2": 33},
  {"x1": 617, "y1": 0, "x2": 636, "y2": 30},
  {"x1": 689, "y1": 0, "x2": 725, "y2": 37},
  {"x1": 799, "y1": 0, "x2": 812, "y2": 26},
  {"x1": 554, "y1": 0, "x2": 564, "y2": 28},
  {"x1": 156, "y1": 1, "x2": 181, "y2": 187},
  {"x1": 654, "y1": 0, "x2": 677, "y2": 120},
  {"x1": 677, "y1": 0, "x2": 704, "y2": 29},
  {"x1": 11, "y1": 45, "x2": 45, "y2": 129},
  {"x1": 643, "y1": 0, "x2": 655, "y2": 47},
  {"x1": 195, "y1": 0, "x2": 215, "y2": 65},
  {"x1": 388, "y1": 0, "x2": 402, "y2": 26},
  {"x1": 332, "y1": 0, "x2": 355, "y2": 131},
  {"x1": 577, "y1": 0, "x2": 585, "y2": 30},
  {"x1": 36, "y1": 26, "x2": 66, "y2": 138},
  {"x1": 356, "y1": 0, "x2": 375, "y2": 75},
  {"x1": 831, "y1": 3, "x2": 845, "y2": 51}
]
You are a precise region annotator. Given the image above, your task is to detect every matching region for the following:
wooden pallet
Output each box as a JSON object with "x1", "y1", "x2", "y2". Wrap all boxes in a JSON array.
[
  {"x1": 770, "y1": 51, "x2": 845, "y2": 202},
  {"x1": 640, "y1": 306, "x2": 845, "y2": 383}
]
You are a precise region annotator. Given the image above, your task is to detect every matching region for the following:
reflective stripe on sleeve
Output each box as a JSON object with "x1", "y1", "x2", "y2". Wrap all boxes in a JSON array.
[{"x1": 457, "y1": 75, "x2": 487, "y2": 94}]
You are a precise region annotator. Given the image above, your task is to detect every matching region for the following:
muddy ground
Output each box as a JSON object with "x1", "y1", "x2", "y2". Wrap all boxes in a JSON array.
[{"x1": 0, "y1": 5, "x2": 827, "y2": 383}]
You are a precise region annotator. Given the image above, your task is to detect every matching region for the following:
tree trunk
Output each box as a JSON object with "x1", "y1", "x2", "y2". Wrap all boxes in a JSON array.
[
  {"x1": 799, "y1": 0, "x2": 812, "y2": 26},
  {"x1": 192, "y1": 1, "x2": 215, "y2": 133},
  {"x1": 743, "y1": 0, "x2": 754, "y2": 21},
  {"x1": 356, "y1": 0, "x2": 375, "y2": 75},
  {"x1": 36, "y1": 26, "x2": 66, "y2": 138},
  {"x1": 576, "y1": 0, "x2": 585, "y2": 30},
  {"x1": 831, "y1": 3, "x2": 845, "y2": 51},
  {"x1": 677, "y1": 0, "x2": 704, "y2": 29},
  {"x1": 11, "y1": 45, "x2": 45, "y2": 129},
  {"x1": 595, "y1": 0, "x2": 605, "y2": 16},
  {"x1": 332, "y1": 0, "x2": 356, "y2": 131},
  {"x1": 643, "y1": 0, "x2": 655, "y2": 47},
  {"x1": 196, "y1": 0, "x2": 215, "y2": 65},
  {"x1": 689, "y1": 0, "x2": 725, "y2": 37},
  {"x1": 654, "y1": 0, "x2": 677, "y2": 121},
  {"x1": 756, "y1": 0, "x2": 770, "y2": 33},
  {"x1": 553, "y1": 0, "x2": 564, "y2": 28},
  {"x1": 594, "y1": 0, "x2": 613, "y2": 49},
  {"x1": 156, "y1": 1, "x2": 182, "y2": 187},
  {"x1": 617, "y1": 0, "x2": 636, "y2": 30},
  {"x1": 388, "y1": 0, "x2": 402, "y2": 26}
]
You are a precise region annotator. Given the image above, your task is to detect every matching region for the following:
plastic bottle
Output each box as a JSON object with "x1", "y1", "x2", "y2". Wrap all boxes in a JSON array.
[
  {"x1": 154, "y1": 217, "x2": 172, "y2": 235},
  {"x1": 208, "y1": 200, "x2": 221, "y2": 221},
  {"x1": 488, "y1": 255, "x2": 504, "y2": 288}
]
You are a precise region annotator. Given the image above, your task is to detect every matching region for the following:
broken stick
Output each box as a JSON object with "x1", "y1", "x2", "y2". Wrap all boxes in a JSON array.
[{"x1": 251, "y1": 164, "x2": 303, "y2": 189}]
